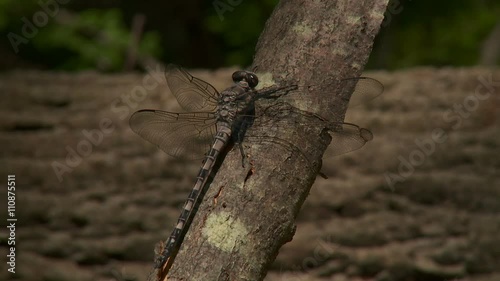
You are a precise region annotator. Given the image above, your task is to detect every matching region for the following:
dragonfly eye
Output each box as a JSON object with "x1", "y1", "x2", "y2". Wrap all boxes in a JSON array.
[
  {"x1": 232, "y1": 71, "x2": 247, "y2": 83},
  {"x1": 246, "y1": 73, "x2": 259, "y2": 88},
  {"x1": 232, "y1": 71, "x2": 259, "y2": 88}
]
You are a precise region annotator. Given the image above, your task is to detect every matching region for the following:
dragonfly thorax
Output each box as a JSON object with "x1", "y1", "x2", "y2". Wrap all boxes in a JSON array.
[{"x1": 216, "y1": 81, "x2": 256, "y2": 124}]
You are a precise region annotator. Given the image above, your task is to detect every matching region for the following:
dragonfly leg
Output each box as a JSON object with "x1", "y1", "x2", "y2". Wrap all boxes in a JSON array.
[
  {"x1": 238, "y1": 142, "x2": 248, "y2": 167},
  {"x1": 235, "y1": 129, "x2": 248, "y2": 167}
]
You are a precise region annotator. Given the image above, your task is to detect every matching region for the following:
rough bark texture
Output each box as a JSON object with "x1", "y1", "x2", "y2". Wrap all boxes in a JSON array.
[{"x1": 167, "y1": 0, "x2": 389, "y2": 280}]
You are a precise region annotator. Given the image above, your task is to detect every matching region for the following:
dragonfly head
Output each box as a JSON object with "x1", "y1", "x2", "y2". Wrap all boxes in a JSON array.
[{"x1": 232, "y1": 71, "x2": 259, "y2": 88}]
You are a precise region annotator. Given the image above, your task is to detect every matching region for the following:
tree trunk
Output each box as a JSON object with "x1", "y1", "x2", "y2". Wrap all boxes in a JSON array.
[
  {"x1": 166, "y1": 0, "x2": 389, "y2": 280},
  {"x1": 479, "y1": 21, "x2": 500, "y2": 66}
]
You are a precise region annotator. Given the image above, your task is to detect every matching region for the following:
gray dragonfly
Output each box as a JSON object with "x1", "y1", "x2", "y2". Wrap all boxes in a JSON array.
[{"x1": 129, "y1": 65, "x2": 383, "y2": 280}]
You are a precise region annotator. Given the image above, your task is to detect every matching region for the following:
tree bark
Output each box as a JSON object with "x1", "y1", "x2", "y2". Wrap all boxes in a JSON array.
[{"x1": 167, "y1": 0, "x2": 388, "y2": 280}]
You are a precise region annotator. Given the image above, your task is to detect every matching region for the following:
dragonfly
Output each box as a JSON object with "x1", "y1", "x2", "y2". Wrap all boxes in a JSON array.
[{"x1": 129, "y1": 64, "x2": 383, "y2": 280}]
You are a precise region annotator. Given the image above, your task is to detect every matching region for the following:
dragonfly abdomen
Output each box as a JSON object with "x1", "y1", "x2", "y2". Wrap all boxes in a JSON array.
[{"x1": 154, "y1": 125, "x2": 232, "y2": 279}]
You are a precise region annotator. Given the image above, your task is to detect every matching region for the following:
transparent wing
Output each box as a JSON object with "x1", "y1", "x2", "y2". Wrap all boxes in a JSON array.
[
  {"x1": 281, "y1": 77, "x2": 383, "y2": 107},
  {"x1": 324, "y1": 122, "x2": 373, "y2": 157},
  {"x1": 250, "y1": 102, "x2": 373, "y2": 157},
  {"x1": 165, "y1": 64, "x2": 220, "y2": 112},
  {"x1": 130, "y1": 109, "x2": 217, "y2": 160},
  {"x1": 342, "y1": 77, "x2": 384, "y2": 107}
]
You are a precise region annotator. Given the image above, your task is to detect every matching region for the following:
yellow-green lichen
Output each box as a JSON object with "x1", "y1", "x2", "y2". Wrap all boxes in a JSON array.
[
  {"x1": 202, "y1": 211, "x2": 250, "y2": 252},
  {"x1": 292, "y1": 23, "x2": 315, "y2": 39},
  {"x1": 254, "y1": 72, "x2": 276, "y2": 89},
  {"x1": 346, "y1": 15, "x2": 361, "y2": 25},
  {"x1": 351, "y1": 62, "x2": 362, "y2": 70},
  {"x1": 331, "y1": 47, "x2": 349, "y2": 57}
]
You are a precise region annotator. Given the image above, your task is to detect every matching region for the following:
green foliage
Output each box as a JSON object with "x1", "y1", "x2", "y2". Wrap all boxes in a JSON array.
[
  {"x1": 33, "y1": 9, "x2": 161, "y2": 71},
  {"x1": 370, "y1": 0, "x2": 500, "y2": 68},
  {"x1": 1, "y1": 0, "x2": 499, "y2": 71},
  {"x1": 205, "y1": 0, "x2": 279, "y2": 66},
  {"x1": 1, "y1": 1, "x2": 161, "y2": 71},
  {"x1": 0, "y1": 0, "x2": 38, "y2": 30}
]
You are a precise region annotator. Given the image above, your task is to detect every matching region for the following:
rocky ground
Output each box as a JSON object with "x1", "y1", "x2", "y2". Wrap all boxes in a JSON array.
[{"x1": 0, "y1": 66, "x2": 499, "y2": 281}]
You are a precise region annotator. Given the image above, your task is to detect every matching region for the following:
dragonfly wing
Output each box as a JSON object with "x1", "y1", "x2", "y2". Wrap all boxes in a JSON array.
[
  {"x1": 342, "y1": 77, "x2": 384, "y2": 107},
  {"x1": 165, "y1": 64, "x2": 219, "y2": 112},
  {"x1": 324, "y1": 122, "x2": 373, "y2": 157},
  {"x1": 130, "y1": 109, "x2": 217, "y2": 160},
  {"x1": 267, "y1": 77, "x2": 383, "y2": 113}
]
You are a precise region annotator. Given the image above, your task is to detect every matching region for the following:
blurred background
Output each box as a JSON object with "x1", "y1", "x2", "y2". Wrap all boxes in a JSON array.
[
  {"x1": 1, "y1": 1, "x2": 500, "y2": 281},
  {"x1": 0, "y1": 0, "x2": 499, "y2": 71}
]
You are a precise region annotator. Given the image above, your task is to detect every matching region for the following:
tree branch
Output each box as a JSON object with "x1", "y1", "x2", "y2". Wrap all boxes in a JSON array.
[{"x1": 166, "y1": 0, "x2": 388, "y2": 280}]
